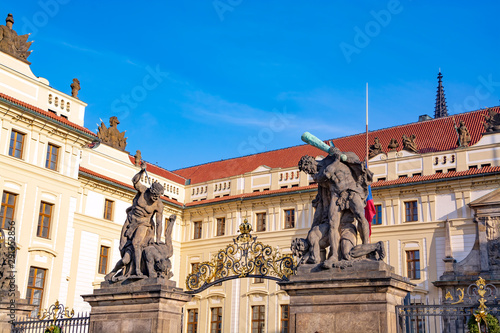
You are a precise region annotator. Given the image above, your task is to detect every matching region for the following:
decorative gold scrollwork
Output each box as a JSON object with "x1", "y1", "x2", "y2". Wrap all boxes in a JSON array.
[
  {"x1": 38, "y1": 300, "x2": 74, "y2": 325},
  {"x1": 451, "y1": 288, "x2": 465, "y2": 304},
  {"x1": 186, "y1": 219, "x2": 296, "y2": 293}
]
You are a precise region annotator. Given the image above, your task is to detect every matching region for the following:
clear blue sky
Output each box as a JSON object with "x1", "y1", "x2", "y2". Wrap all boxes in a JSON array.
[{"x1": 3, "y1": 1, "x2": 500, "y2": 170}]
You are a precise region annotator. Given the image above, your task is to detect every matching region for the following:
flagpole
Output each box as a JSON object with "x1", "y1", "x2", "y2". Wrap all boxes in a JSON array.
[{"x1": 366, "y1": 82, "x2": 369, "y2": 166}]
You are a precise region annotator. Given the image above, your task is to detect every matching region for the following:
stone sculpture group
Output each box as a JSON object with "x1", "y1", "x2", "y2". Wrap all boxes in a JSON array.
[
  {"x1": 0, "y1": 14, "x2": 32, "y2": 64},
  {"x1": 294, "y1": 133, "x2": 385, "y2": 269},
  {"x1": 105, "y1": 163, "x2": 175, "y2": 282},
  {"x1": 97, "y1": 116, "x2": 128, "y2": 151}
]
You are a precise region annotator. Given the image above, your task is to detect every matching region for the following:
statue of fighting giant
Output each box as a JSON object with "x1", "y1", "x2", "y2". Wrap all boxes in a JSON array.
[
  {"x1": 296, "y1": 132, "x2": 384, "y2": 269},
  {"x1": 105, "y1": 162, "x2": 175, "y2": 282}
]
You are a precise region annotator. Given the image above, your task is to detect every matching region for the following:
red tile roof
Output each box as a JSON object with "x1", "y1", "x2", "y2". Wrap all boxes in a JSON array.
[
  {"x1": 174, "y1": 107, "x2": 499, "y2": 184},
  {"x1": 0, "y1": 92, "x2": 96, "y2": 137},
  {"x1": 79, "y1": 167, "x2": 183, "y2": 207},
  {"x1": 127, "y1": 156, "x2": 187, "y2": 185}
]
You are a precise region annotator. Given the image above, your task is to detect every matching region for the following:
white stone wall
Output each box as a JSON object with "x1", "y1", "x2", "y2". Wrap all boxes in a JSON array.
[
  {"x1": 73, "y1": 231, "x2": 99, "y2": 313},
  {"x1": 57, "y1": 197, "x2": 77, "y2": 304},
  {"x1": 435, "y1": 234, "x2": 476, "y2": 278}
]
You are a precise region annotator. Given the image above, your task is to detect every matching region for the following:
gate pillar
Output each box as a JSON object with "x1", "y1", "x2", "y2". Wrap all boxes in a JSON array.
[
  {"x1": 0, "y1": 296, "x2": 34, "y2": 332},
  {"x1": 82, "y1": 278, "x2": 192, "y2": 333},
  {"x1": 278, "y1": 261, "x2": 414, "y2": 333}
]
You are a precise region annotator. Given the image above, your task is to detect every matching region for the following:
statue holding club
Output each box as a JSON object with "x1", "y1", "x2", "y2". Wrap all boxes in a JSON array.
[{"x1": 295, "y1": 132, "x2": 385, "y2": 269}]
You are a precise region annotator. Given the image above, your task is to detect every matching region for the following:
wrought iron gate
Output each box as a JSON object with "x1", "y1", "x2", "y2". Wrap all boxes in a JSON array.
[
  {"x1": 185, "y1": 219, "x2": 296, "y2": 294},
  {"x1": 396, "y1": 277, "x2": 500, "y2": 333}
]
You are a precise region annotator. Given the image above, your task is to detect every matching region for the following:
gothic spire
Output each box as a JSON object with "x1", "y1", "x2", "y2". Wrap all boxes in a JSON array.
[{"x1": 434, "y1": 71, "x2": 449, "y2": 118}]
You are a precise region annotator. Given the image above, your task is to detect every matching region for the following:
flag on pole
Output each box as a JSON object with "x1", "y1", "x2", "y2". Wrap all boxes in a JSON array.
[
  {"x1": 364, "y1": 82, "x2": 375, "y2": 236},
  {"x1": 364, "y1": 184, "x2": 376, "y2": 236}
]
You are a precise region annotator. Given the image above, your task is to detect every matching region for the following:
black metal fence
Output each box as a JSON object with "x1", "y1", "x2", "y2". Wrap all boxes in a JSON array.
[
  {"x1": 11, "y1": 313, "x2": 89, "y2": 333},
  {"x1": 396, "y1": 276, "x2": 500, "y2": 333},
  {"x1": 396, "y1": 302, "x2": 478, "y2": 333}
]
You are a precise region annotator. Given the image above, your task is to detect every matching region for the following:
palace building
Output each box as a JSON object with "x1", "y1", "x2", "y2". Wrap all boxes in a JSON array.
[{"x1": 1, "y1": 14, "x2": 500, "y2": 333}]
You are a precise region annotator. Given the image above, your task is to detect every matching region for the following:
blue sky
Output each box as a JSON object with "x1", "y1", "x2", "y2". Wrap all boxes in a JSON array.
[{"x1": 3, "y1": 1, "x2": 500, "y2": 170}]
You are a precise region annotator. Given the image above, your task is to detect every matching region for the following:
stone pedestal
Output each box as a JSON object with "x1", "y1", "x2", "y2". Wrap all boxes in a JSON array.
[
  {"x1": 82, "y1": 278, "x2": 193, "y2": 333},
  {"x1": 278, "y1": 261, "x2": 414, "y2": 333},
  {"x1": 0, "y1": 295, "x2": 35, "y2": 332}
]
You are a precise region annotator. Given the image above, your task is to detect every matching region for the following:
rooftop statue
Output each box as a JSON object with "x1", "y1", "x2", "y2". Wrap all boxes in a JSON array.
[
  {"x1": 70, "y1": 78, "x2": 80, "y2": 99},
  {"x1": 134, "y1": 150, "x2": 142, "y2": 166},
  {"x1": 402, "y1": 134, "x2": 418, "y2": 153},
  {"x1": 105, "y1": 163, "x2": 174, "y2": 282},
  {"x1": 0, "y1": 14, "x2": 32, "y2": 64},
  {"x1": 456, "y1": 120, "x2": 471, "y2": 147},
  {"x1": 97, "y1": 116, "x2": 128, "y2": 151},
  {"x1": 297, "y1": 132, "x2": 384, "y2": 269},
  {"x1": 368, "y1": 137, "x2": 383, "y2": 158},
  {"x1": 484, "y1": 108, "x2": 500, "y2": 133},
  {"x1": 388, "y1": 138, "x2": 399, "y2": 150}
]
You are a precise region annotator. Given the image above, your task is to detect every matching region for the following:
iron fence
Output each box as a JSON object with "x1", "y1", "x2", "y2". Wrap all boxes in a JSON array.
[
  {"x1": 11, "y1": 313, "x2": 89, "y2": 333},
  {"x1": 397, "y1": 277, "x2": 500, "y2": 333}
]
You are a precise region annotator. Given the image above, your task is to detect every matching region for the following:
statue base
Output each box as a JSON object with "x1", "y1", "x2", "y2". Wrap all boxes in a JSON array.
[
  {"x1": 82, "y1": 278, "x2": 192, "y2": 333},
  {"x1": 0, "y1": 294, "x2": 35, "y2": 332},
  {"x1": 278, "y1": 260, "x2": 414, "y2": 333}
]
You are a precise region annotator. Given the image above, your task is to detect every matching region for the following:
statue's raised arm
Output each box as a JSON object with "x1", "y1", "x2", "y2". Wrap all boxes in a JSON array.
[{"x1": 132, "y1": 161, "x2": 148, "y2": 192}]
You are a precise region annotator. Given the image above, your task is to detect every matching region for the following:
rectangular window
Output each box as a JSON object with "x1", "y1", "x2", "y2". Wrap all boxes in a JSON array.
[
  {"x1": 256, "y1": 213, "x2": 266, "y2": 232},
  {"x1": 193, "y1": 221, "x2": 202, "y2": 239},
  {"x1": 410, "y1": 304, "x2": 426, "y2": 332},
  {"x1": 103, "y1": 199, "x2": 114, "y2": 220},
  {"x1": 9, "y1": 130, "x2": 25, "y2": 159},
  {"x1": 0, "y1": 191, "x2": 17, "y2": 229},
  {"x1": 98, "y1": 246, "x2": 109, "y2": 274},
  {"x1": 284, "y1": 209, "x2": 295, "y2": 229},
  {"x1": 372, "y1": 204, "x2": 382, "y2": 225},
  {"x1": 253, "y1": 277, "x2": 264, "y2": 284},
  {"x1": 280, "y1": 305, "x2": 289, "y2": 333},
  {"x1": 37, "y1": 202, "x2": 53, "y2": 238},
  {"x1": 45, "y1": 143, "x2": 59, "y2": 171},
  {"x1": 26, "y1": 267, "x2": 46, "y2": 315},
  {"x1": 481, "y1": 163, "x2": 491, "y2": 168},
  {"x1": 210, "y1": 307, "x2": 222, "y2": 333},
  {"x1": 251, "y1": 305, "x2": 265, "y2": 333},
  {"x1": 447, "y1": 168, "x2": 456, "y2": 173},
  {"x1": 469, "y1": 165, "x2": 478, "y2": 170},
  {"x1": 412, "y1": 173, "x2": 422, "y2": 177},
  {"x1": 435, "y1": 170, "x2": 443, "y2": 174},
  {"x1": 216, "y1": 218, "x2": 225, "y2": 236},
  {"x1": 398, "y1": 174, "x2": 407, "y2": 178},
  {"x1": 377, "y1": 177, "x2": 386, "y2": 182},
  {"x1": 187, "y1": 309, "x2": 198, "y2": 333},
  {"x1": 405, "y1": 201, "x2": 418, "y2": 222},
  {"x1": 406, "y1": 250, "x2": 421, "y2": 279}
]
